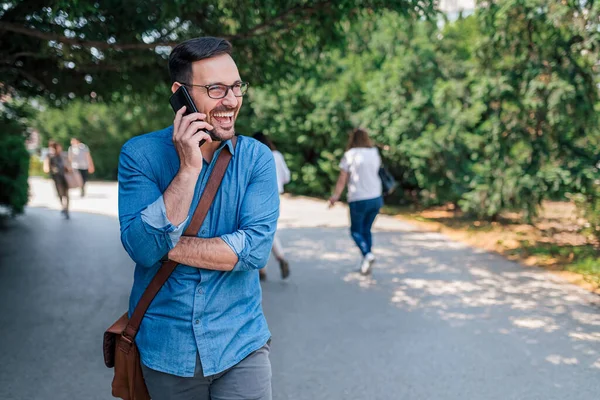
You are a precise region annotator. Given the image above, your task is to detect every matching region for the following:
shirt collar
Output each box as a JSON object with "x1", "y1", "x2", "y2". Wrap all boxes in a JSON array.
[{"x1": 218, "y1": 136, "x2": 236, "y2": 155}]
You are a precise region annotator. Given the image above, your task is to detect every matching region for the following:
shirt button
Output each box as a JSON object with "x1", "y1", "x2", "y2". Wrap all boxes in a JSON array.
[
  {"x1": 195, "y1": 319, "x2": 200, "y2": 325},
  {"x1": 201, "y1": 230, "x2": 207, "y2": 235},
  {"x1": 197, "y1": 288, "x2": 202, "y2": 294}
]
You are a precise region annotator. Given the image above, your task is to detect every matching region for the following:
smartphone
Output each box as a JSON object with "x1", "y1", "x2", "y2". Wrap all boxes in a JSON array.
[{"x1": 169, "y1": 86, "x2": 216, "y2": 145}]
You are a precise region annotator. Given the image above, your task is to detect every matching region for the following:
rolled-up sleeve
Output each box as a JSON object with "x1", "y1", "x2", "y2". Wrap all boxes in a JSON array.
[
  {"x1": 118, "y1": 143, "x2": 187, "y2": 268},
  {"x1": 221, "y1": 148, "x2": 279, "y2": 271},
  {"x1": 141, "y1": 196, "x2": 189, "y2": 246}
]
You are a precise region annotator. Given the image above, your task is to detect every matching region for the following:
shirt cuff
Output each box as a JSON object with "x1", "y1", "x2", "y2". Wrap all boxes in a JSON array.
[
  {"x1": 220, "y1": 231, "x2": 248, "y2": 271},
  {"x1": 141, "y1": 195, "x2": 189, "y2": 247}
]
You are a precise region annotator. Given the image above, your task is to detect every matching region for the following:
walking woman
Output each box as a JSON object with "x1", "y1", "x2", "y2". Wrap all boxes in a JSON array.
[
  {"x1": 43, "y1": 140, "x2": 71, "y2": 219},
  {"x1": 253, "y1": 131, "x2": 291, "y2": 280},
  {"x1": 329, "y1": 128, "x2": 383, "y2": 275}
]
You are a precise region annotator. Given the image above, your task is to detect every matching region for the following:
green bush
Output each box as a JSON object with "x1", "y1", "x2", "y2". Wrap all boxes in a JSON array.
[{"x1": 0, "y1": 106, "x2": 30, "y2": 216}]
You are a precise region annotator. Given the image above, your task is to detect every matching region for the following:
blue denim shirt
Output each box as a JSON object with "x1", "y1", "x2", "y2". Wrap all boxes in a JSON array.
[{"x1": 117, "y1": 127, "x2": 279, "y2": 377}]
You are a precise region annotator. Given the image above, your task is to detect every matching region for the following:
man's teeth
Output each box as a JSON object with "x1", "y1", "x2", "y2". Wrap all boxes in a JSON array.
[{"x1": 213, "y1": 112, "x2": 234, "y2": 118}]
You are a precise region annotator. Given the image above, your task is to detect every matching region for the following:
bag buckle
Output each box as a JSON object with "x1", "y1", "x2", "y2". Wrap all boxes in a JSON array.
[
  {"x1": 118, "y1": 332, "x2": 134, "y2": 354},
  {"x1": 120, "y1": 333, "x2": 133, "y2": 345}
]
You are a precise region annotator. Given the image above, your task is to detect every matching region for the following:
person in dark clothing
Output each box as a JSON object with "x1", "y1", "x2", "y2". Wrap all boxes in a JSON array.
[{"x1": 43, "y1": 140, "x2": 71, "y2": 219}]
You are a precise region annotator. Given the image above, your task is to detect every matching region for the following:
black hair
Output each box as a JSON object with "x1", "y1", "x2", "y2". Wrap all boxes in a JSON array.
[{"x1": 168, "y1": 37, "x2": 233, "y2": 84}]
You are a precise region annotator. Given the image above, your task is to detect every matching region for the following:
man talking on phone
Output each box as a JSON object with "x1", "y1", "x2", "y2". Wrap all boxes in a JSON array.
[{"x1": 117, "y1": 37, "x2": 278, "y2": 399}]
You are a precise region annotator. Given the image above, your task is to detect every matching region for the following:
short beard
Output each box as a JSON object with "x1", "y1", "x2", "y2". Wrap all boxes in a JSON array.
[
  {"x1": 211, "y1": 126, "x2": 236, "y2": 141},
  {"x1": 209, "y1": 105, "x2": 237, "y2": 141}
]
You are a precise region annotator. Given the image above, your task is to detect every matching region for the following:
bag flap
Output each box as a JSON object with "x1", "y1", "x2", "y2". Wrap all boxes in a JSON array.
[
  {"x1": 107, "y1": 312, "x2": 129, "y2": 334},
  {"x1": 103, "y1": 312, "x2": 129, "y2": 368}
]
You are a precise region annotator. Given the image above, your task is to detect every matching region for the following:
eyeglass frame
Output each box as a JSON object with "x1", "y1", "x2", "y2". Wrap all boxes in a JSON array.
[{"x1": 178, "y1": 81, "x2": 250, "y2": 99}]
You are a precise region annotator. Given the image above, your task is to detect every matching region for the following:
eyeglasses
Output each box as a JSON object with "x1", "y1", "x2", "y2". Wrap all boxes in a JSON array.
[{"x1": 180, "y1": 81, "x2": 249, "y2": 99}]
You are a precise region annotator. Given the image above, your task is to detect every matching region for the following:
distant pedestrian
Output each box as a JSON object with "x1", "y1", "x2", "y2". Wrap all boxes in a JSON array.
[
  {"x1": 329, "y1": 128, "x2": 383, "y2": 275},
  {"x1": 253, "y1": 131, "x2": 291, "y2": 281},
  {"x1": 43, "y1": 140, "x2": 71, "y2": 219},
  {"x1": 68, "y1": 137, "x2": 95, "y2": 197}
]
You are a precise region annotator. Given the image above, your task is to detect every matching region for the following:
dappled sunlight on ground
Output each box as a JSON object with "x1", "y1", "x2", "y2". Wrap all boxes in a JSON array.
[
  {"x1": 546, "y1": 355, "x2": 579, "y2": 365},
  {"x1": 568, "y1": 332, "x2": 600, "y2": 342},
  {"x1": 571, "y1": 310, "x2": 600, "y2": 326},
  {"x1": 511, "y1": 317, "x2": 559, "y2": 332},
  {"x1": 280, "y1": 221, "x2": 600, "y2": 372},
  {"x1": 342, "y1": 272, "x2": 378, "y2": 289}
]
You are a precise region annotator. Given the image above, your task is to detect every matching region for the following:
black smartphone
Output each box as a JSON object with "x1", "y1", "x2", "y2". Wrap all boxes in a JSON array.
[{"x1": 169, "y1": 86, "x2": 216, "y2": 145}]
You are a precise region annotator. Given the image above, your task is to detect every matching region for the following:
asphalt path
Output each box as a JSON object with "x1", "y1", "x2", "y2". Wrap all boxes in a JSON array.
[{"x1": 1, "y1": 178, "x2": 599, "y2": 399}]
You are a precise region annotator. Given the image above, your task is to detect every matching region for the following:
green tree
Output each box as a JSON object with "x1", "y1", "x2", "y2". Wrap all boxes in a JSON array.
[
  {"x1": 248, "y1": 12, "x2": 477, "y2": 201},
  {"x1": 1, "y1": 0, "x2": 432, "y2": 101},
  {"x1": 460, "y1": 0, "x2": 600, "y2": 219},
  {"x1": 1, "y1": 1, "x2": 432, "y2": 212},
  {"x1": 21, "y1": 3, "x2": 600, "y2": 225},
  {"x1": 249, "y1": 5, "x2": 600, "y2": 221}
]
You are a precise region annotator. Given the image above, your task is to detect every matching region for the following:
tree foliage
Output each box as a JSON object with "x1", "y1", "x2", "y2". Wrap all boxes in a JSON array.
[
  {"x1": 22, "y1": 1, "x2": 600, "y2": 222},
  {"x1": 460, "y1": 0, "x2": 600, "y2": 219},
  {"x1": 249, "y1": 3, "x2": 600, "y2": 220},
  {"x1": 1, "y1": 0, "x2": 429, "y2": 215},
  {"x1": 0, "y1": 0, "x2": 431, "y2": 102}
]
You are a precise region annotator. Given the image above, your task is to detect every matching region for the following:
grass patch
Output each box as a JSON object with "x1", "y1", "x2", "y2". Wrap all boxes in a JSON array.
[
  {"x1": 505, "y1": 242, "x2": 600, "y2": 286},
  {"x1": 567, "y1": 258, "x2": 600, "y2": 286}
]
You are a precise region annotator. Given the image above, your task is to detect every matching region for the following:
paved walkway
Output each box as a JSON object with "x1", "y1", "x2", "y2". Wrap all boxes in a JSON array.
[{"x1": 1, "y1": 178, "x2": 599, "y2": 399}]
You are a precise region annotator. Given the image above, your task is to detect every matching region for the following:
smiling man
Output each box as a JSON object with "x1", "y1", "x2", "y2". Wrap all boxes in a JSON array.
[{"x1": 117, "y1": 37, "x2": 279, "y2": 399}]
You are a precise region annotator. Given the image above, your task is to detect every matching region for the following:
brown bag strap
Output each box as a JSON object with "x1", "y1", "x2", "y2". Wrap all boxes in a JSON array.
[{"x1": 122, "y1": 137, "x2": 237, "y2": 342}]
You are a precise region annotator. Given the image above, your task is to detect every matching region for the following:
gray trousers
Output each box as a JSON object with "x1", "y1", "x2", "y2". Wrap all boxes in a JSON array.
[{"x1": 141, "y1": 343, "x2": 272, "y2": 400}]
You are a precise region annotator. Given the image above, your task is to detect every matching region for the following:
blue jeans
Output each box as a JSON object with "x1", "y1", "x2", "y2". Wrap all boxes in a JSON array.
[{"x1": 348, "y1": 196, "x2": 383, "y2": 256}]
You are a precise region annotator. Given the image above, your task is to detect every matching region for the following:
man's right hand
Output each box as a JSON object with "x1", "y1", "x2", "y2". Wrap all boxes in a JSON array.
[{"x1": 173, "y1": 106, "x2": 214, "y2": 173}]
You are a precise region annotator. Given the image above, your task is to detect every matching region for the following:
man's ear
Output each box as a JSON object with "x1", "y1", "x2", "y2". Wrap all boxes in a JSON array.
[{"x1": 171, "y1": 82, "x2": 182, "y2": 94}]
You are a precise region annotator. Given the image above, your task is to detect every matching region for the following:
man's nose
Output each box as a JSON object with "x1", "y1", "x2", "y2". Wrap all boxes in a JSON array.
[{"x1": 221, "y1": 88, "x2": 238, "y2": 107}]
